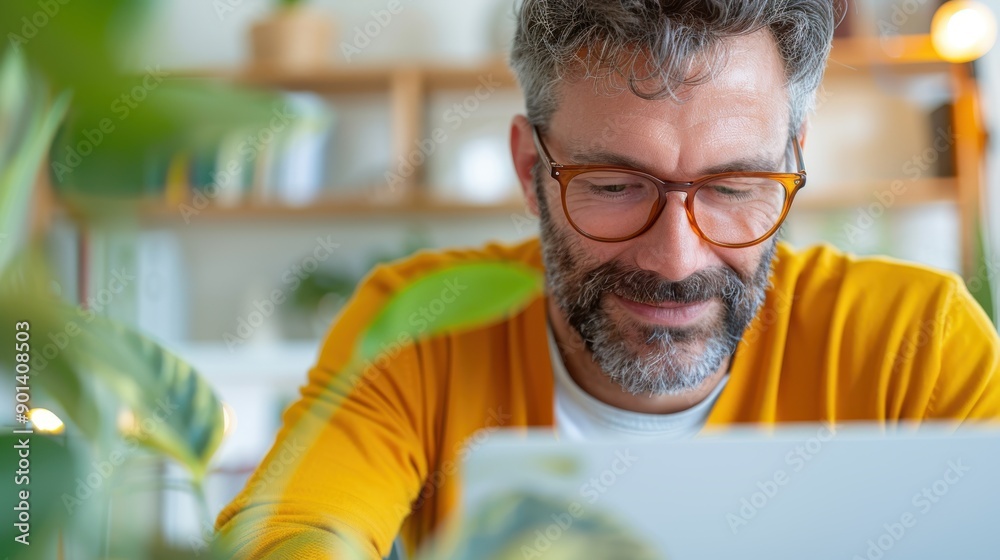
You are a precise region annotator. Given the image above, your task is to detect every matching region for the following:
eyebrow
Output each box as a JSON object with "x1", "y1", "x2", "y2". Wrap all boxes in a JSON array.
[{"x1": 566, "y1": 148, "x2": 785, "y2": 177}]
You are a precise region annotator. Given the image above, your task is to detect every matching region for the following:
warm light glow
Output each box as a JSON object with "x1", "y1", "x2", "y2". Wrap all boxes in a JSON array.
[
  {"x1": 29, "y1": 408, "x2": 64, "y2": 434},
  {"x1": 932, "y1": 1, "x2": 997, "y2": 62},
  {"x1": 222, "y1": 402, "x2": 237, "y2": 438},
  {"x1": 117, "y1": 409, "x2": 138, "y2": 434}
]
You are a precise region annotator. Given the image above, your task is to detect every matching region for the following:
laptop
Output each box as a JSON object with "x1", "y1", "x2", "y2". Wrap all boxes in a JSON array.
[{"x1": 452, "y1": 424, "x2": 1000, "y2": 560}]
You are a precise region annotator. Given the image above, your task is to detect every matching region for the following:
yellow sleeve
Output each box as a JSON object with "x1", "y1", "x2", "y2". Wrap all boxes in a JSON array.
[
  {"x1": 924, "y1": 276, "x2": 1000, "y2": 421},
  {"x1": 215, "y1": 264, "x2": 434, "y2": 559}
]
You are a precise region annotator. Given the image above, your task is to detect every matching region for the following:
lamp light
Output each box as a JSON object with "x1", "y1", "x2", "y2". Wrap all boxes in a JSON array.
[
  {"x1": 28, "y1": 408, "x2": 65, "y2": 434},
  {"x1": 931, "y1": 1, "x2": 997, "y2": 62}
]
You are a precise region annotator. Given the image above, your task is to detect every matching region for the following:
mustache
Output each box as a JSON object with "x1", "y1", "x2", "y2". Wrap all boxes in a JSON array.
[{"x1": 577, "y1": 260, "x2": 751, "y2": 307}]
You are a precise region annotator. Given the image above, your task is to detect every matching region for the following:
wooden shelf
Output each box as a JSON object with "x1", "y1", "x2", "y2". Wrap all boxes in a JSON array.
[
  {"x1": 178, "y1": 58, "x2": 518, "y2": 94},
  {"x1": 827, "y1": 34, "x2": 947, "y2": 71},
  {"x1": 133, "y1": 194, "x2": 528, "y2": 223}
]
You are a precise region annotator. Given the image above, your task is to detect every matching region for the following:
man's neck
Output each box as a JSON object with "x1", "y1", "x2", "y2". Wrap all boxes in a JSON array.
[{"x1": 548, "y1": 301, "x2": 729, "y2": 415}]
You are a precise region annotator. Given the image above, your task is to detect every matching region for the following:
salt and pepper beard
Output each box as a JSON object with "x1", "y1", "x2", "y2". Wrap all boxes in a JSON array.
[{"x1": 536, "y1": 175, "x2": 777, "y2": 396}]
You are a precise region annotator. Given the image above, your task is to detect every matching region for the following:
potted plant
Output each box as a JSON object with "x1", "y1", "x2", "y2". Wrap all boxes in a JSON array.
[
  {"x1": 0, "y1": 0, "x2": 288, "y2": 555},
  {"x1": 0, "y1": 2, "x2": 546, "y2": 556},
  {"x1": 250, "y1": 0, "x2": 335, "y2": 71}
]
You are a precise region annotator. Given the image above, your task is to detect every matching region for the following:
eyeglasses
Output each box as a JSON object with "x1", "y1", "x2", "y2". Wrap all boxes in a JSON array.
[{"x1": 532, "y1": 125, "x2": 807, "y2": 249}]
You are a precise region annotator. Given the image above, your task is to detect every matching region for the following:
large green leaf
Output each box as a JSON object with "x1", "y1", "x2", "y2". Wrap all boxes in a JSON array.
[
  {"x1": 358, "y1": 262, "x2": 544, "y2": 362},
  {"x1": 71, "y1": 318, "x2": 226, "y2": 480},
  {"x1": 0, "y1": 259, "x2": 110, "y2": 442},
  {"x1": 0, "y1": 257, "x2": 225, "y2": 480}
]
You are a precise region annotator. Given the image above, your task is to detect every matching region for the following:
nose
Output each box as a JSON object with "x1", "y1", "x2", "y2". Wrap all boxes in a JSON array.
[{"x1": 632, "y1": 191, "x2": 707, "y2": 282}]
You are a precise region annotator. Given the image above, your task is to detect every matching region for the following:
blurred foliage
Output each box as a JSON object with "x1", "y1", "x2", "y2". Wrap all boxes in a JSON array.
[
  {"x1": 0, "y1": 1, "x2": 238, "y2": 555},
  {"x1": 970, "y1": 217, "x2": 996, "y2": 325},
  {"x1": 2, "y1": 254, "x2": 225, "y2": 480},
  {"x1": 292, "y1": 269, "x2": 356, "y2": 312},
  {"x1": 431, "y1": 493, "x2": 663, "y2": 560},
  {"x1": 0, "y1": 50, "x2": 68, "y2": 274},
  {"x1": 218, "y1": 260, "x2": 545, "y2": 559},
  {"x1": 359, "y1": 261, "x2": 543, "y2": 362},
  {"x1": 0, "y1": 433, "x2": 77, "y2": 553},
  {"x1": 0, "y1": 2, "x2": 561, "y2": 557},
  {"x1": 0, "y1": 0, "x2": 281, "y2": 200},
  {"x1": 292, "y1": 232, "x2": 431, "y2": 312},
  {"x1": 0, "y1": 0, "x2": 229, "y2": 465}
]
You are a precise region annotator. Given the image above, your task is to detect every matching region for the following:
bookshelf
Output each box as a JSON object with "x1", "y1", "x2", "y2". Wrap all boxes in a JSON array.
[
  {"x1": 168, "y1": 57, "x2": 521, "y2": 209},
  {"x1": 41, "y1": 34, "x2": 987, "y2": 278}
]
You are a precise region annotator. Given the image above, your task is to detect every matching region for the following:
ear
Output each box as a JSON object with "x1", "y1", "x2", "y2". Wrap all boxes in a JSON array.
[
  {"x1": 510, "y1": 114, "x2": 540, "y2": 217},
  {"x1": 797, "y1": 118, "x2": 808, "y2": 150}
]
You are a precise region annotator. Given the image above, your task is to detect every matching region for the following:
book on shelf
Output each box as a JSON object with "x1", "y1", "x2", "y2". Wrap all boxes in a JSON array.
[{"x1": 174, "y1": 91, "x2": 337, "y2": 207}]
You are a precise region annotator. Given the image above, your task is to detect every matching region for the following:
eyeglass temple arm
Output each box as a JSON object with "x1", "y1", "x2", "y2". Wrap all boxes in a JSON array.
[
  {"x1": 792, "y1": 133, "x2": 807, "y2": 175},
  {"x1": 531, "y1": 125, "x2": 560, "y2": 172}
]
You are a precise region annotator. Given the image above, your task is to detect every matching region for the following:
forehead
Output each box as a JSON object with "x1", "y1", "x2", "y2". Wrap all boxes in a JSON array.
[{"x1": 548, "y1": 30, "x2": 791, "y2": 158}]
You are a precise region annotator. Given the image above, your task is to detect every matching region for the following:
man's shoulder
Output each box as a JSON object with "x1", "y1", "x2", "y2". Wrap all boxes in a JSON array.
[
  {"x1": 759, "y1": 243, "x2": 1000, "y2": 421},
  {"x1": 772, "y1": 241, "x2": 965, "y2": 308}
]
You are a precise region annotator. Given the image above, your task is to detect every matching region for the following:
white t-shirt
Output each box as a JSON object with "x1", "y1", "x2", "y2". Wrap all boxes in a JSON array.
[{"x1": 548, "y1": 325, "x2": 728, "y2": 441}]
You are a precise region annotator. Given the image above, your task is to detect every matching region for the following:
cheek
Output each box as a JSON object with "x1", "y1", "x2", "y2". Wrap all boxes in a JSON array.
[
  {"x1": 562, "y1": 227, "x2": 634, "y2": 268},
  {"x1": 587, "y1": 239, "x2": 635, "y2": 267},
  {"x1": 716, "y1": 246, "x2": 767, "y2": 278}
]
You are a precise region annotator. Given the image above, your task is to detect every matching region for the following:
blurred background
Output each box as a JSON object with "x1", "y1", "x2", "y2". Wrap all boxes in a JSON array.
[{"x1": 3, "y1": 0, "x2": 1000, "y2": 556}]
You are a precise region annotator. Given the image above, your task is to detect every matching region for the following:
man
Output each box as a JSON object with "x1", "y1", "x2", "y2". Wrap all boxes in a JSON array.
[{"x1": 216, "y1": 1, "x2": 1000, "y2": 558}]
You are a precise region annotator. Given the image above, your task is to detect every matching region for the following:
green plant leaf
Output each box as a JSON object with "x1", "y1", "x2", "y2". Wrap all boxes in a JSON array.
[
  {"x1": 50, "y1": 80, "x2": 284, "y2": 198},
  {"x1": 0, "y1": 294, "x2": 109, "y2": 442},
  {"x1": 424, "y1": 493, "x2": 662, "y2": 560},
  {"x1": 0, "y1": 49, "x2": 70, "y2": 276},
  {"x1": 0, "y1": 433, "x2": 80, "y2": 559},
  {"x1": 1, "y1": 0, "x2": 285, "y2": 201},
  {"x1": 0, "y1": 262, "x2": 225, "y2": 480},
  {"x1": 969, "y1": 216, "x2": 995, "y2": 326},
  {"x1": 71, "y1": 318, "x2": 226, "y2": 481},
  {"x1": 358, "y1": 262, "x2": 544, "y2": 363},
  {"x1": 0, "y1": 250, "x2": 223, "y2": 481}
]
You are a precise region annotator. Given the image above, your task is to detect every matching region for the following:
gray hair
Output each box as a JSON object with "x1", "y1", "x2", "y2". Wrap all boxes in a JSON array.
[{"x1": 510, "y1": 0, "x2": 843, "y2": 133}]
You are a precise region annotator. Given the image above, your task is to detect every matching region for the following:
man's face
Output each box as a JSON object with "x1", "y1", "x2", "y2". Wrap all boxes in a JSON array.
[{"x1": 532, "y1": 30, "x2": 792, "y2": 395}]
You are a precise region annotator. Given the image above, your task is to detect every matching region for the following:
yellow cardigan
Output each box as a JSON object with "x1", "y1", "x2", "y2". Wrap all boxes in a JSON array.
[{"x1": 215, "y1": 238, "x2": 1000, "y2": 559}]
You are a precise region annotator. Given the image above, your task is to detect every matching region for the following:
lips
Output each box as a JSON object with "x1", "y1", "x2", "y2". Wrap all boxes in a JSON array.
[
  {"x1": 610, "y1": 293, "x2": 713, "y2": 327},
  {"x1": 621, "y1": 296, "x2": 704, "y2": 309}
]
